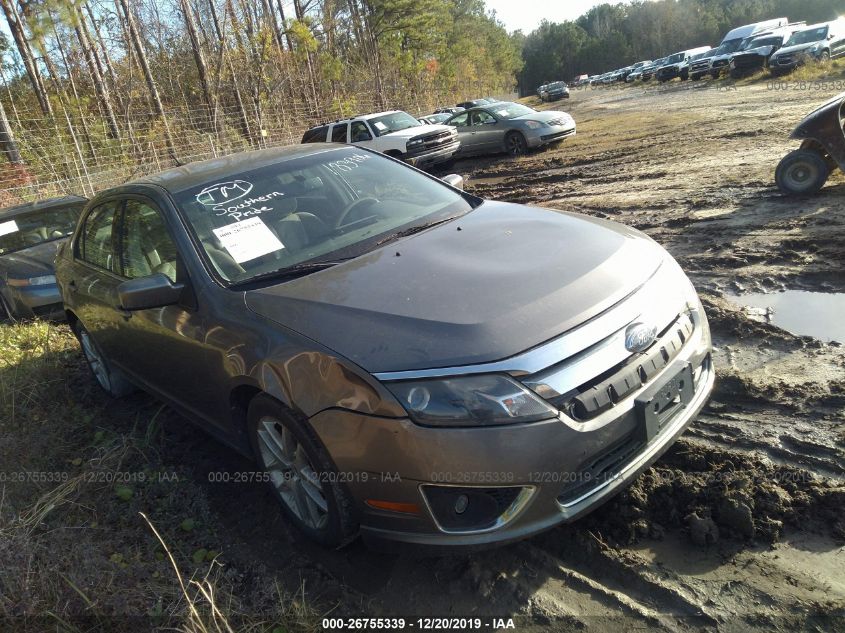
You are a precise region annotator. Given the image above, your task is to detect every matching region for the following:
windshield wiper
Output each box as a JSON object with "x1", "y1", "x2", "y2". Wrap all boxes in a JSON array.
[
  {"x1": 375, "y1": 216, "x2": 457, "y2": 246},
  {"x1": 231, "y1": 260, "x2": 347, "y2": 287}
]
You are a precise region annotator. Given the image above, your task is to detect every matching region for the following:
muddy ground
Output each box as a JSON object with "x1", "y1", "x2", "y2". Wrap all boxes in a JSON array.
[
  {"x1": 4, "y1": 78, "x2": 845, "y2": 632},
  {"x1": 191, "y1": 80, "x2": 845, "y2": 629}
]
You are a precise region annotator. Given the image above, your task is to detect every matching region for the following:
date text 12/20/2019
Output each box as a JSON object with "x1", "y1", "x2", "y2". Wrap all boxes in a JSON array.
[{"x1": 322, "y1": 617, "x2": 516, "y2": 630}]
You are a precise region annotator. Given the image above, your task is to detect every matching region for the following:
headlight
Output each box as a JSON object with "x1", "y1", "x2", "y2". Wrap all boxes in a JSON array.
[
  {"x1": 7, "y1": 274, "x2": 56, "y2": 287},
  {"x1": 385, "y1": 374, "x2": 558, "y2": 427},
  {"x1": 523, "y1": 120, "x2": 547, "y2": 130}
]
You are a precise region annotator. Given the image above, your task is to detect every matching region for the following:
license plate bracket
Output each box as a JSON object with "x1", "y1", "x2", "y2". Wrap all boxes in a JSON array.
[{"x1": 635, "y1": 361, "x2": 695, "y2": 443}]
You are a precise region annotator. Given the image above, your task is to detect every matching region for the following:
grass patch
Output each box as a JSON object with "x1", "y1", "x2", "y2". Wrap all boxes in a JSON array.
[{"x1": 0, "y1": 321, "x2": 322, "y2": 632}]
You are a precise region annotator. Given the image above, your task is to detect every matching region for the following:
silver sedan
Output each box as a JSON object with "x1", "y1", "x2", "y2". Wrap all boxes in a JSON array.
[{"x1": 445, "y1": 102, "x2": 576, "y2": 156}]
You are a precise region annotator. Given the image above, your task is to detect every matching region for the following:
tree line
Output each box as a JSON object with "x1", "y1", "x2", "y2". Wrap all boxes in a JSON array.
[
  {"x1": 0, "y1": 0, "x2": 520, "y2": 202},
  {"x1": 516, "y1": 0, "x2": 845, "y2": 92}
]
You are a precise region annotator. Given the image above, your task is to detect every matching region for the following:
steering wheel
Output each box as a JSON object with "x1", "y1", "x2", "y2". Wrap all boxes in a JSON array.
[{"x1": 334, "y1": 197, "x2": 380, "y2": 229}]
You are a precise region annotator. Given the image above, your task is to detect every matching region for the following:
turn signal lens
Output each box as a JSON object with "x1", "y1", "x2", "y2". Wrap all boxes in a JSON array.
[{"x1": 365, "y1": 500, "x2": 421, "y2": 515}]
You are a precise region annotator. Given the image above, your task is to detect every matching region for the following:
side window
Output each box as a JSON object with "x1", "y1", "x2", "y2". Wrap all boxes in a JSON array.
[
  {"x1": 301, "y1": 126, "x2": 328, "y2": 143},
  {"x1": 449, "y1": 113, "x2": 469, "y2": 127},
  {"x1": 350, "y1": 121, "x2": 372, "y2": 142},
  {"x1": 331, "y1": 123, "x2": 349, "y2": 143},
  {"x1": 79, "y1": 202, "x2": 119, "y2": 273},
  {"x1": 471, "y1": 112, "x2": 495, "y2": 126},
  {"x1": 120, "y1": 200, "x2": 179, "y2": 282}
]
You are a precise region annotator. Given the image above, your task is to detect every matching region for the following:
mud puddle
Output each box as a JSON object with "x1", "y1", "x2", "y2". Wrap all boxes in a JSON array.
[{"x1": 725, "y1": 290, "x2": 845, "y2": 343}]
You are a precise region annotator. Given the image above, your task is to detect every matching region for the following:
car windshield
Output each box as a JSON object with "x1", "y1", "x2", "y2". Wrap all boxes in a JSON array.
[
  {"x1": 665, "y1": 52, "x2": 685, "y2": 64},
  {"x1": 719, "y1": 38, "x2": 744, "y2": 54},
  {"x1": 423, "y1": 113, "x2": 450, "y2": 124},
  {"x1": 0, "y1": 205, "x2": 81, "y2": 255},
  {"x1": 367, "y1": 112, "x2": 420, "y2": 137},
  {"x1": 173, "y1": 147, "x2": 476, "y2": 284},
  {"x1": 489, "y1": 102, "x2": 536, "y2": 119},
  {"x1": 785, "y1": 27, "x2": 828, "y2": 46}
]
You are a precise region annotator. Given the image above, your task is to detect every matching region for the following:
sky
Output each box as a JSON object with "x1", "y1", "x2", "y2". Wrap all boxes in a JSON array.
[{"x1": 485, "y1": 0, "x2": 626, "y2": 33}]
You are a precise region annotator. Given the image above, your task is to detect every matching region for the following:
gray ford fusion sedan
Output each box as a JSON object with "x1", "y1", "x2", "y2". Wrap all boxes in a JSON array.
[{"x1": 56, "y1": 144, "x2": 713, "y2": 548}]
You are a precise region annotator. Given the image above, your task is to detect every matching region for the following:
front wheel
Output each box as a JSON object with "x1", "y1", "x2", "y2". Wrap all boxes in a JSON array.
[
  {"x1": 819, "y1": 50, "x2": 831, "y2": 63},
  {"x1": 506, "y1": 132, "x2": 528, "y2": 156},
  {"x1": 775, "y1": 149, "x2": 830, "y2": 196},
  {"x1": 73, "y1": 322, "x2": 135, "y2": 397},
  {"x1": 248, "y1": 395, "x2": 357, "y2": 547}
]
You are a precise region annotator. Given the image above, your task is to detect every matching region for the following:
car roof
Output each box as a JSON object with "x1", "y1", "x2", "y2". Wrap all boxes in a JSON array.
[
  {"x1": 0, "y1": 195, "x2": 87, "y2": 220},
  {"x1": 128, "y1": 144, "x2": 348, "y2": 194}
]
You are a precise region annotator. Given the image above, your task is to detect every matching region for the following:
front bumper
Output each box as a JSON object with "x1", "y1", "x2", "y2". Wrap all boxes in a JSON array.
[
  {"x1": 526, "y1": 125, "x2": 576, "y2": 148},
  {"x1": 309, "y1": 308, "x2": 713, "y2": 548},
  {"x1": 405, "y1": 140, "x2": 460, "y2": 168},
  {"x1": 2, "y1": 283, "x2": 64, "y2": 320}
]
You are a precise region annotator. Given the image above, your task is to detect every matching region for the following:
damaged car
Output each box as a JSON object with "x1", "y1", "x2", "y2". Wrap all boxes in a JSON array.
[{"x1": 56, "y1": 144, "x2": 714, "y2": 548}]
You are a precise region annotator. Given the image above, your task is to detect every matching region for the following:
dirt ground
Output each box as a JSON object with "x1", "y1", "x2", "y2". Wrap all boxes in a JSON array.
[{"x1": 3, "y1": 77, "x2": 845, "y2": 632}]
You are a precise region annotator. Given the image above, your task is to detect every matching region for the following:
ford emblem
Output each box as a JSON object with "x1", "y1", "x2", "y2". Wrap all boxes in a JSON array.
[{"x1": 624, "y1": 322, "x2": 658, "y2": 353}]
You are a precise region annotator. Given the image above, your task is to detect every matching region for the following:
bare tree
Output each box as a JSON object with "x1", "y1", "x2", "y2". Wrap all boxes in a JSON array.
[
  {"x1": 0, "y1": 0, "x2": 52, "y2": 116},
  {"x1": 116, "y1": 0, "x2": 177, "y2": 161},
  {"x1": 0, "y1": 98, "x2": 22, "y2": 164}
]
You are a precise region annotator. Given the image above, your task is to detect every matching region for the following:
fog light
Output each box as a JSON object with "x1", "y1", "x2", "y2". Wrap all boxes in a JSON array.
[{"x1": 454, "y1": 494, "x2": 469, "y2": 514}]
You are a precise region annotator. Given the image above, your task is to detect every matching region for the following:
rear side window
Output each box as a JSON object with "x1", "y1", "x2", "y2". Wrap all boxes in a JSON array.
[
  {"x1": 330, "y1": 124, "x2": 349, "y2": 143},
  {"x1": 301, "y1": 126, "x2": 328, "y2": 143},
  {"x1": 79, "y1": 201, "x2": 119, "y2": 272}
]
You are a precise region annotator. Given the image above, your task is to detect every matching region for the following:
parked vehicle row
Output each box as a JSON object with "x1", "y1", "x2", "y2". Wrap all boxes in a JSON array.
[
  {"x1": 586, "y1": 17, "x2": 845, "y2": 85},
  {"x1": 303, "y1": 98, "x2": 577, "y2": 162}
]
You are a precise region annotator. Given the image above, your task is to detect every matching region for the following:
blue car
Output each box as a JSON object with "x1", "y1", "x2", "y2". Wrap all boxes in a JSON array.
[{"x1": 0, "y1": 195, "x2": 86, "y2": 321}]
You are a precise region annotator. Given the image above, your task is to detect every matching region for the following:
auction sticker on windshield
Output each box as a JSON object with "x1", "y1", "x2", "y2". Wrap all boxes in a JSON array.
[
  {"x1": 212, "y1": 217, "x2": 284, "y2": 263},
  {"x1": 0, "y1": 220, "x2": 19, "y2": 236}
]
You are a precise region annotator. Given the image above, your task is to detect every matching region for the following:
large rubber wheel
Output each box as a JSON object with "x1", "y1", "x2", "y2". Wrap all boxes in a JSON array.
[
  {"x1": 73, "y1": 322, "x2": 135, "y2": 397},
  {"x1": 819, "y1": 50, "x2": 831, "y2": 63},
  {"x1": 775, "y1": 149, "x2": 830, "y2": 196},
  {"x1": 248, "y1": 394, "x2": 357, "y2": 547},
  {"x1": 0, "y1": 294, "x2": 17, "y2": 323},
  {"x1": 506, "y1": 131, "x2": 528, "y2": 156}
]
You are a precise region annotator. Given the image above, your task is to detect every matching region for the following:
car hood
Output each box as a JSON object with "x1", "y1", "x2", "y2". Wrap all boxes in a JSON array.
[
  {"x1": 774, "y1": 42, "x2": 818, "y2": 56},
  {"x1": 735, "y1": 45, "x2": 776, "y2": 57},
  {"x1": 512, "y1": 110, "x2": 572, "y2": 124},
  {"x1": 245, "y1": 201, "x2": 664, "y2": 373},
  {"x1": 384, "y1": 124, "x2": 452, "y2": 140},
  {"x1": 0, "y1": 239, "x2": 64, "y2": 279}
]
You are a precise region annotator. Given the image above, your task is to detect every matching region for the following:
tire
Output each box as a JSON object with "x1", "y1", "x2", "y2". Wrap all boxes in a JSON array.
[
  {"x1": 775, "y1": 149, "x2": 830, "y2": 196},
  {"x1": 710, "y1": 70, "x2": 720, "y2": 79},
  {"x1": 730, "y1": 69, "x2": 742, "y2": 80},
  {"x1": 0, "y1": 293, "x2": 17, "y2": 323},
  {"x1": 248, "y1": 394, "x2": 357, "y2": 547},
  {"x1": 505, "y1": 131, "x2": 528, "y2": 156},
  {"x1": 73, "y1": 321, "x2": 135, "y2": 397},
  {"x1": 819, "y1": 50, "x2": 830, "y2": 63}
]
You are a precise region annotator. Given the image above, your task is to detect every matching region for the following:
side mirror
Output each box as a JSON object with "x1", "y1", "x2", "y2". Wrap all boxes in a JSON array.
[
  {"x1": 118, "y1": 273, "x2": 184, "y2": 311},
  {"x1": 442, "y1": 174, "x2": 464, "y2": 190}
]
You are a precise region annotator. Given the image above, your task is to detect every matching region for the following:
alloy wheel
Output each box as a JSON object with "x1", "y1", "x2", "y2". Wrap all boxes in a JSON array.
[
  {"x1": 507, "y1": 133, "x2": 527, "y2": 156},
  {"x1": 78, "y1": 329, "x2": 111, "y2": 391},
  {"x1": 257, "y1": 416, "x2": 328, "y2": 530}
]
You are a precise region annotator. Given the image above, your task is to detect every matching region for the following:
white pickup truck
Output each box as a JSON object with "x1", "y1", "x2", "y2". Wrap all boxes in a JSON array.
[{"x1": 301, "y1": 110, "x2": 460, "y2": 168}]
